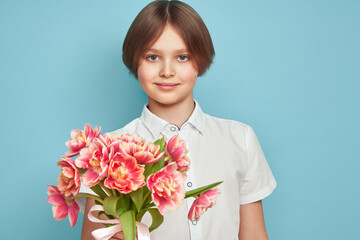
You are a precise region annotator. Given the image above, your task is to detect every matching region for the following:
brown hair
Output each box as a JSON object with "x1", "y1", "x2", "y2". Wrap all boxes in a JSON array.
[{"x1": 122, "y1": 0, "x2": 215, "y2": 78}]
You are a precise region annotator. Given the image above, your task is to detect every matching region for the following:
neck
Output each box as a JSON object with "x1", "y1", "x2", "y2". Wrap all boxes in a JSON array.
[{"x1": 148, "y1": 98, "x2": 195, "y2": 128}]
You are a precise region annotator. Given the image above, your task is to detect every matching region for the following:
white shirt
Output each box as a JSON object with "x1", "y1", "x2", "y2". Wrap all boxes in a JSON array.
[{"x1": 80, "y1": 101, "x2": 276, "y2": 240}]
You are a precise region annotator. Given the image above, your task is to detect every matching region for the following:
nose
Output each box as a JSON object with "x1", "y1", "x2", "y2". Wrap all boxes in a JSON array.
[{"x1": 159, "y1": 60, "x2": 175, "y2": 78}]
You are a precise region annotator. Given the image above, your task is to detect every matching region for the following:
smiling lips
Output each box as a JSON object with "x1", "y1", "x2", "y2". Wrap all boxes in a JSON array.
[{"x1": 155, "y1": 82, "x2": 179, "y2": 91}]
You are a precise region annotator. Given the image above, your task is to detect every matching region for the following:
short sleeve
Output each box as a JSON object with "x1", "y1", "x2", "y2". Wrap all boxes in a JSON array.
[{"x1": 239, "y1": 126, "x2": 277, "y2": 205}]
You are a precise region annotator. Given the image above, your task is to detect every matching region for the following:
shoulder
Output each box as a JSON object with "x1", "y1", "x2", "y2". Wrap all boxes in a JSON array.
[
  {"x1": 203, "y1": 113, "x2": 254, "y2": 138},
  {"x1": 202, "y1": 113, "x2": 261, "y2": 154},
  {"x1": 111, "y1": 118, "x2": 141, "y2": 136}
]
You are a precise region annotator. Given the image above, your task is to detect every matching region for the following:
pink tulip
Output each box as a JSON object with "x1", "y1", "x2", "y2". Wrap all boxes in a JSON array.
[
  {"x1": 119, "y1": 133, "x2": 145, "y2": 145},
  {"x1": 118, "y1": 134, "x2": 164, "y2": 165},
  {"x1": 188, "y1": 188, "x2": 220, "y2": 221},
  {"x1": 104, "y1": 152, "x2": 146, "y2": 194},
  {"x1": 47, "y1": 185, "x2": 80, "y2": 227},
  {"x1": 165, "y1": 136, "x2": 190, "y2": 171},
  {"x1": 64, "y1": 124, "x2": 101, "y2": 157},
  {"x1": 57, "y1": 157, "x2": 80, "y2": 198},
  {"x1": 98, "y1": 132, "x2": 121, "y2": 146},
  {"x1": 147, "y1": 162, "x2": 186, "y2": 215},
  {"x1": 75, "y1": 139, "x2": 113, "y2": 187}
]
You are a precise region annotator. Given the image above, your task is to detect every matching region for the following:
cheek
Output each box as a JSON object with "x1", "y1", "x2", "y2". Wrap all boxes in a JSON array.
[
  {"x1": 179, "y1": 64, "x2": 198, "y2": 84},
  {"x1": 137, "y1": 63, "x2": 154, "y2": 84}
]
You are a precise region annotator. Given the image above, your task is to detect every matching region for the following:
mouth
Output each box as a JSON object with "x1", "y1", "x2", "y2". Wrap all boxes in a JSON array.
[{"x1": 155, "y1": 82, "x2": 179, "y2": 90}]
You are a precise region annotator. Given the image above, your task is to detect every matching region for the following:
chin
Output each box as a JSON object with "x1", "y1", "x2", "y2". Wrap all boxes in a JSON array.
[{"x1": 151, "y1": 97, "x2": 184, "y2": 107}]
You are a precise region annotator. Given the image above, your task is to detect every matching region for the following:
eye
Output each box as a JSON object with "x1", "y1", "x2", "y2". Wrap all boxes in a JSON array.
[
  {"x1": 177, "y1": 55, "x2": 189, "y2": 62},
  {"x1": 147, "y1": 55, "x2": 159, "y2": 61}
]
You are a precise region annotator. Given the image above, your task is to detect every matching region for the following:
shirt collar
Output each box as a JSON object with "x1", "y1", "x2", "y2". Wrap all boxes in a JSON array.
[
  {"x1": 187, "y1": 100, "x2": 205, "y2": 134},
  {"x1": 139, "y1": 100, "x2": 205, "y2": 139}
]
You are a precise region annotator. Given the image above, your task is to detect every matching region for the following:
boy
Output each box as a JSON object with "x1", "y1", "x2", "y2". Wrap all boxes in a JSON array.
[{"x1": 81, "y1": 1, "x2": 276, "y2": 239}]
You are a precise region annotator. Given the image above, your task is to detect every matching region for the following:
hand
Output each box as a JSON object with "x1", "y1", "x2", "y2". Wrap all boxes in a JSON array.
[
  {"x1": 110, "y1": 231, "x2": 125, "y2": 240},
  {"x1": 82, "y1": 198, "x2": 127, "y2": 240}
]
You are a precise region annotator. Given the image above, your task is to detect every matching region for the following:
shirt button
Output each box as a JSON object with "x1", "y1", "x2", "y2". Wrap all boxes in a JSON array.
[
  {"x1": 187, "y1": 182, "x2": 192, "y2": 187},
  {"x1": 170, "y1": 126, "x2": 176, "y2": 132},
  {"x1": 192, "y1": 220, "x2": 197, "y2": 225}
]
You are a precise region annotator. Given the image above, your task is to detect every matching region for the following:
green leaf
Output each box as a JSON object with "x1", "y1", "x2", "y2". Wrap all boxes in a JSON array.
[
  {"x1": 159, "y1": 157, "x2": 165, "y2": 169},
  {"x1": 98, "y1": 211, "x2": 115, "y2": 221},
  {"x1": 123, "y1": 194, "x2": 131, "y2": 206},
  {"x1": 120, "y1": 210, "x2": 136, "y2": 240},
  {"x1": 103, "y1": 196, "x2": 128, "y2": 216},
  {"x1": 136, "y1": 209, "x2": 147, "y2": 222},
  {"x1": 150, "y1": 162, "x2": 160, "y2": 174},
  {"x1": 142, "y1": 191, "x2": 152, "y2": 208},
  {"x1": 154, "y1": 137, "x2": 166, "y2": 152},
  {"x1": 116, "y1": 197, "x2": 129, "y2": 216},
  {"x1": 145, "y1": 137, "x2": 167, "y2": 176},
  {"x1": 78, "y1": 168, "x2": 85, "y2": 174},
  {"x1": 147, "y1": 208, "x2": 164, "y2": 232},
  {"x1": 90, "y1": 184, "x2": 108, "y2": 199},
  {"x1": 185, "y1": 181, "x2": 223, "y2": 199},
  {"x1": 150, "y1": 157, "x2": 165, "y2": 174},
  {"x1": 142, "y1": 184, "x2": 149, "y2": 195},
  {"x1": 129, "y1": 187, "x2": 143, "y2": 212},
  {"x1": 146, "y1": 202, "x2": 155, "y2": 208},
  {"x1": 103, "y1": 196, "x2": 121, "y2": 215},
  {"x1": 144, "y1": 164, "x2": 153, "y2": 178}
]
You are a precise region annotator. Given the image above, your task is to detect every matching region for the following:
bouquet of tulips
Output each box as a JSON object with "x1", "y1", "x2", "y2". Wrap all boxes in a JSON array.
[{"x1": 47, "y1": 124, "x2": 222, "y2": 240}]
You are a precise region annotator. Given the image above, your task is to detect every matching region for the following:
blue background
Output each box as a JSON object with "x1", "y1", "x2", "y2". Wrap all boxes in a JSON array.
[{"x1": 1, "y1": 0, "x2": 359, "y2": 239}]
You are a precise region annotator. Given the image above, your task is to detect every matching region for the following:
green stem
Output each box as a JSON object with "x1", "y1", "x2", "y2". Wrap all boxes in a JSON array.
[
  {"x1": 69, "y1": 193, "x2": 104, "y2": 204},
  {"x1": 99, "y1": 181, "x2": 113, "y2": 197},
  {"x1": 140, "y1": 191, "x2": 151, "y2": 209},
  {"x1": 111, "y1": 189, "x2": 117, "y2": 196},
  {"x1": 146, "y1": 202, "x2": 155, "y2": 208}
]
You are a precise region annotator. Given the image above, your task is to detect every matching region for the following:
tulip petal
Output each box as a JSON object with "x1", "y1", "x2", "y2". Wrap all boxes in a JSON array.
[
  {"x1": 68, "y1": 206, "x2": 79, "y2": 227},
  {"x1": 47, "y1": 195, "x2": 66, "y2": 205},
  {"x1": 53, "y1": 205, "x2": 68, "y2": 220}
]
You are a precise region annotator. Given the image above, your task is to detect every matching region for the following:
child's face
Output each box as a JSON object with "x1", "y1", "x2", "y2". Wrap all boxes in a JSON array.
[{"x1": 137, "y1": 24, "x2": 198, "y2": 108}]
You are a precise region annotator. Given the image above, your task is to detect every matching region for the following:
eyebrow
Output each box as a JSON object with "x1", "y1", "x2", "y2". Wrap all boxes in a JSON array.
[{"x1": 146, "y1": 48, "x2": 189, "y2": 54}]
